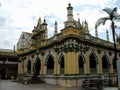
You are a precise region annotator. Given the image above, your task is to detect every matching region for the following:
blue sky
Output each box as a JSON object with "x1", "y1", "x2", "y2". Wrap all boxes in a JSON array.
[{"x1": 0, "y1": 0, "x2": 120, "y2": 49}]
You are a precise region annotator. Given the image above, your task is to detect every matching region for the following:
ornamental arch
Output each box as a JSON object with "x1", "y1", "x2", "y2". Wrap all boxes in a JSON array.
[
  {"x1": 45, "y1": 54, "x2": 54, "y2": 75},
  {"x1": 89, "y1": 51, "x2": 98, "y2": 74},
  {"x1": 58, "y1": 53, "x2": 64, "y2": 75},
  {"x1": 78, "y1": 54, "x2": 85, "y2": 74},
  {"x1": 102, "y1": 55, "x2": 109, "y2": 74}
]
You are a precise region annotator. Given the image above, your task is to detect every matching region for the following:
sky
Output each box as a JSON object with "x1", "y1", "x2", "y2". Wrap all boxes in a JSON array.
[{"x1": 0, "y1": 0, "x2": 120, "y2": 50}]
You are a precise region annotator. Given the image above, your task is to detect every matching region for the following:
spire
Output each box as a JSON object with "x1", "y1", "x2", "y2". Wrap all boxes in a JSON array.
[
  {"x1": 54, "y1": 21, "x2": 58, "y2": 35},
  {"x1": 77, "y1": 13, "x2": 82, "y2": 29},
  {"x1": 37, "y1": 17, "x2": 42, "y2": 30},
  {"x1": 38, "y1": 17, "x2": 42, "y2": 25},
  {"x1": 106, "y1": 30, "x2": 109, "y2": 41}
]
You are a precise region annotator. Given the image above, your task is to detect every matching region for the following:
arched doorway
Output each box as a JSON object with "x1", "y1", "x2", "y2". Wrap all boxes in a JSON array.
[
  {"x1": 89, "y1": 53, "x2": 97, "y2": 74},
  {"x1": 79, "y1": 55, "x2": 84, "y2": 74},
  {"x1": 102, "y1": 55, "x2": 109, "y2": 74},
  {"x1": 33, "y1": 57, "x2": 41, "y2": 76},
  {"x1": 46, "y1": 55, "x2": 54, "y2": 75},
  {"x1": 27, "y1": 59, "x2": 31, "y2": 74},
  {"x1": 59, "y1": 55, "x2": 64, "y2": 75}
]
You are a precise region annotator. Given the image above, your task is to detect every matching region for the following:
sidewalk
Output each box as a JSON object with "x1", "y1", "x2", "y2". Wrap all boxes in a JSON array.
[{"x1": 104, "y1": 87, "x2": 118, "y2": 90}]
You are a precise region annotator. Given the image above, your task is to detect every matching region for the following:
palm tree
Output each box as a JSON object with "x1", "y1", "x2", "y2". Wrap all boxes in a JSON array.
[
  {"x1": 95, "y1": 7, "x2": 120, "y2": 86},
  {"x1": 95, "y1": 7, "x2": 120, "y2": 69}
]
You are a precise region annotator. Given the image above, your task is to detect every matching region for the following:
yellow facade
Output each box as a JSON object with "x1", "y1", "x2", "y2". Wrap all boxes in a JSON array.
[{"x1": 17, "y1": 3, "x2": 120, "y2": 86}]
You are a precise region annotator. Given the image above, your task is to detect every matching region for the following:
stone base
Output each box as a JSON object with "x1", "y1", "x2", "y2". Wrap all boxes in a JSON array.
[
  {"x1": 29, "y1": 76, "x2": 45, "y2": 84},
  {"x1": 17, "y1": 76, "x2": 45, "y2": 84}
]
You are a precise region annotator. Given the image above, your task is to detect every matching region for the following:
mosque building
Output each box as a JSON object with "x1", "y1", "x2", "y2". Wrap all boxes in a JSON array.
[{"x1": 17, "y1": 3, "x2": 120, "y2": 86}]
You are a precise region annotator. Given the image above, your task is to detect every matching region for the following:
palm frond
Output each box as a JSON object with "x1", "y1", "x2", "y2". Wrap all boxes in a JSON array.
[
  {"x1": 103, "y1": 7, "x2": 112, "y2": 15},
  {"x1": 95, "y1": 17, "x2": 110, "y2": 29},
  {"x1": 114, "y1": 14, "x2": 120, "y2": 21}
]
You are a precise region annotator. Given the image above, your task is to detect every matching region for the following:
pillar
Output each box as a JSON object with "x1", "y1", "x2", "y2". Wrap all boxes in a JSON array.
[
  {"x1": 18, "y1": 62, "x2": 22, "y2": 75},
  {"x1": 75, "y1": 52, "x2": 79, "y2": 74},
  {"x1": 54, "y1": 48, "x2": 59, "y2": 75},
  {"x1": 65, "y1": 51, "x2": 78, "y2": 74},
  {"x1": 97, "y1": 50, "x2": 102, "y2": 74},
  {"x1": 31, "y1": 55, "x2": 34, "y2": 74},
  {"x1": 109, "y1": 52, "x2": 113, "y2": 74},
  {"x1": 84, "y1": 48, "x2": 90, "y2": 74},
  {"x1": 64, "y1": 52, "x2": 68, "y2": 74},
  {"x1": 41, "y1": 52, "x2": 45, "y2": 75}
]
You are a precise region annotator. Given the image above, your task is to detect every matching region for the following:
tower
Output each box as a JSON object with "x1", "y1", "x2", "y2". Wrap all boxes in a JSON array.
[{"x1": 106, "y1": 30, "x2": 109, "y2": 41}]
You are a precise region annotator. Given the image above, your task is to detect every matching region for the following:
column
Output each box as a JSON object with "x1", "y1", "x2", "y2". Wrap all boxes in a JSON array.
[
  {"x1": 85, "y1": 48, "x2": 90, "y2": 74},
  {"x1": 18, "y1": 62, "x2": 22, "y2": 75},
  {"x1": 97, "y1": 50, "x2": 102, "y2": 74},
  {"x1": 54, "y1": 48, "x2": 59, "y2": 75},
  {"x1": 109, "y1": 52, "x2": 113, "y2": 74},
  {"x1": 41, "y1": 52, "x2": 45, "y2": 75},
  {"x1": 64, "y1": 52, "x2": 68, "y2": 74},
  {"x1": 75, "y1": 52, "x2": 79, "y2": 74},
  {"x1": 31, "y1": 54, "x2": 34, "y2": 74}
]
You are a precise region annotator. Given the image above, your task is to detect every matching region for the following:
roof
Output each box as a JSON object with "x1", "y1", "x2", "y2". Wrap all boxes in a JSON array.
[
  {"x1": 23, "y1": 32, "x2": 32, "y2": 37},
  {"x1": 0, "y1": 49, "x2": 13, "y2": 52}
]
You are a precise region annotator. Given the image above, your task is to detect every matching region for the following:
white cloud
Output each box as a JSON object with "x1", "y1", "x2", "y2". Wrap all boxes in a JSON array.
[{"x1": 0, "y1": 0, "x2": 120, "y2": 49}]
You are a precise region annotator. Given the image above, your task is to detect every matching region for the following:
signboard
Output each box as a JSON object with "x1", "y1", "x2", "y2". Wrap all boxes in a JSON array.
[{"x1": 117, "y1": 60, "x2": 120, "y2": 88}]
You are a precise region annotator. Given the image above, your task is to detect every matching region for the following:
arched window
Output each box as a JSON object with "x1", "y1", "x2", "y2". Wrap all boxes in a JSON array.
[
  {"x1": 79, "y1": 55, "x2": 85, "y2": 74},
  {"x1": 59, "y1": 55, "x2": 64, "y2": 74},
  {"x1": 89, "y1": 53, "x2": 97, "y2": 74},
  {"x1": 102, "y1": 55, "x2": 109, "y2": 74},
  {"x1": 46, "y1": 55, "x2": 54, "y2": 75}
]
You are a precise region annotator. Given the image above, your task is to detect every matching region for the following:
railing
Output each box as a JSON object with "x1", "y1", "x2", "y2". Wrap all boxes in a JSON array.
[
  {"x1": 60, "y1": 68, "x2": 64, "y2": 74},
  {"x1": 46, "y1": 69, "x2": 54, "y2": 75},
  {"x1": 90, "y1": 68, "x2": 97, "y2": 74},
  {"x1": 79, "y1": 68, "x2": 84, "y2": 75}
]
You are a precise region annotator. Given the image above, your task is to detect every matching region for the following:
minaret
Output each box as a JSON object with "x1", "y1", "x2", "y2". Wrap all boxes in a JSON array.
[
  {"x1": 64, "y1": 3, "x2": 77, "y2": 27},
  {"x1": 106, "y1": 30, "x2": 109, "y2": 41},
  {"x1": 54, "y1": 21, "x2": 58, "y2": 35},
  {"x1": 67, "y1": 3, "x2": 73, "y2": 21},
  {"x1": 95, "y1": 28, "x2": 98, "y2": 38}
]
